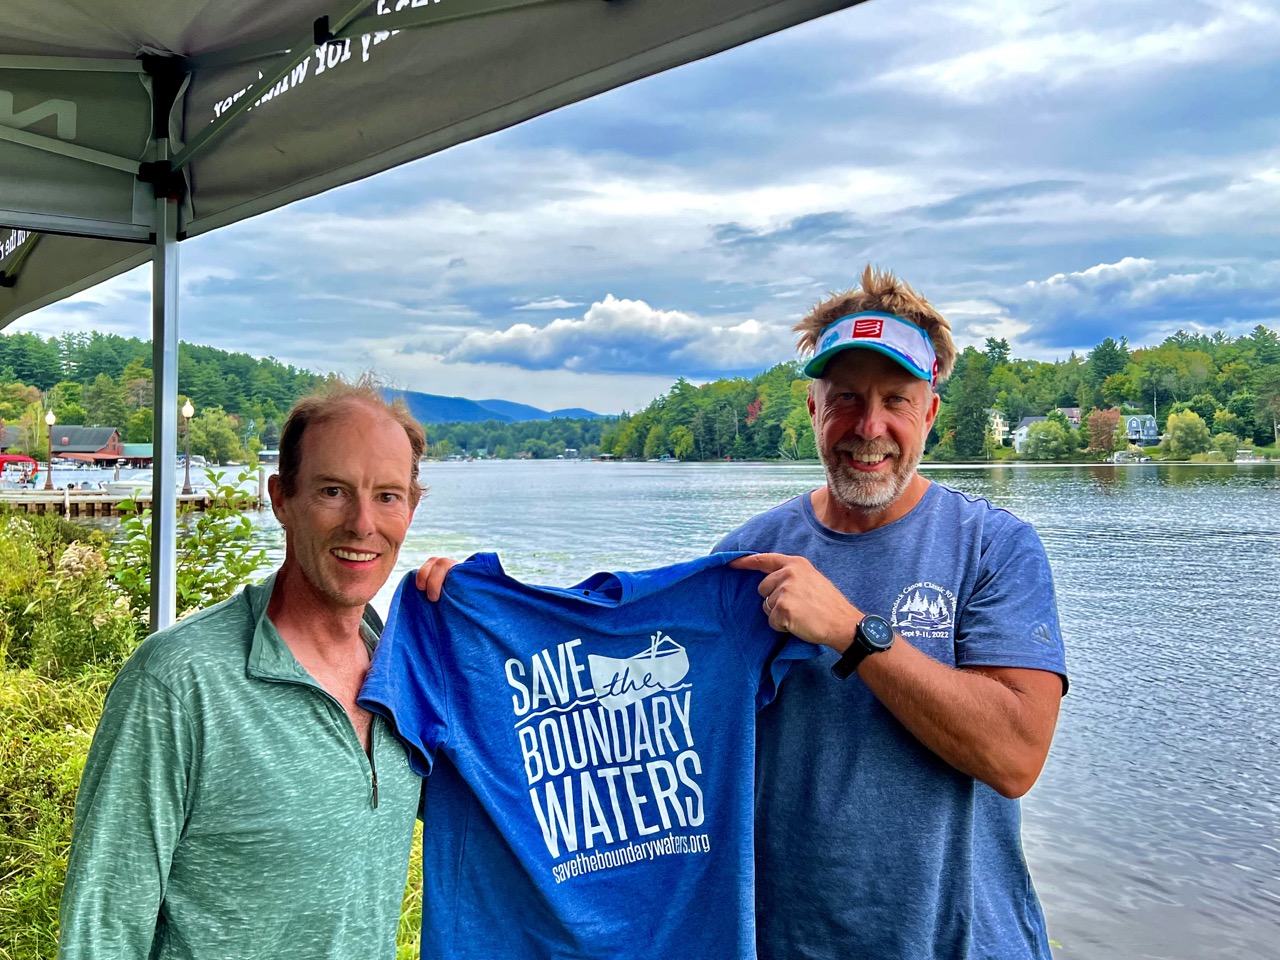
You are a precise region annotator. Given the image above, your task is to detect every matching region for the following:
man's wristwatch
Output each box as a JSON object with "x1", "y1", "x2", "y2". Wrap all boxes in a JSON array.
[{"x1": 831, "y1": 614, "x2": 894, "y2": 680}]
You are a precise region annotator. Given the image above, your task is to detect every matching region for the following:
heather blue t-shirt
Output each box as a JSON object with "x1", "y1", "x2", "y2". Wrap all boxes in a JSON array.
[
  {"x1": 715, "y1": 483, "x2": 1068, "y2": 960},
  {"x1": 360, "y1": 552, "x2": 815, "y2": 959}
]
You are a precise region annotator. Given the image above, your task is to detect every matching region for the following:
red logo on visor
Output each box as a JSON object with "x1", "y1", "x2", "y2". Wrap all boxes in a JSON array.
[{"x1": 853, "y1": 317, "x2": 883, "y2": 339}]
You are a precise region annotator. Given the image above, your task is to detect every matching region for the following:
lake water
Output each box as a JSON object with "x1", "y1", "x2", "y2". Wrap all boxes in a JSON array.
[{"x1": 119, "y1": 460, "x2": 1280, "y2": 958}]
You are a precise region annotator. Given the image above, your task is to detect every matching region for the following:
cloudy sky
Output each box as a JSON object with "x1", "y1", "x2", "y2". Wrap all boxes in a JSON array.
[{"x1": 17, "y1": 0, "x2": 1280, "y2": 413}]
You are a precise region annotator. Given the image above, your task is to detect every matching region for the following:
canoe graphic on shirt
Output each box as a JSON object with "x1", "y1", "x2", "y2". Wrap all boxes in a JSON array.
[{"x1": 588, "y1": 631, "x2": 689, "y2": 710}]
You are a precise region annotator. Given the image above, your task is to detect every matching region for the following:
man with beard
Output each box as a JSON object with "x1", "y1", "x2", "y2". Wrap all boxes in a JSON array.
[
  {"x1": 721, "y1": 266, "x2": 1067, "y2": 960},
  {"x1": 59, "y1": 380, "x2": 425, "y2": 960}
]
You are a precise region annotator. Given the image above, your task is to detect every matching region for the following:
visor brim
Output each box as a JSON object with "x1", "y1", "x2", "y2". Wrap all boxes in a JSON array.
[{"x1": 803, "y1": 341, "x2": 933, "y2": 381}]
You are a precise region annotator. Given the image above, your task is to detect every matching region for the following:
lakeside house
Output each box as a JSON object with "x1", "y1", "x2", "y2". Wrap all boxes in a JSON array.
[
  {"x1": 0, "y1": 424, "x2": 15, "y2": 452},
  {"x1": 1122, "y1": 413, "x2": 1160, "y2": 446},
  {"x1": 1012, "y1": 416, "x2": 1047, "y2": 453},
  {"x1": 986, "y1": 408, "x2": 1009, "y2": 448},
  {"x1": 51, "y1": 426, "x2": 125, "y2": 464},
  {"x1": 1054, "y1": 407, "x2": 1082, "y2": 427}
]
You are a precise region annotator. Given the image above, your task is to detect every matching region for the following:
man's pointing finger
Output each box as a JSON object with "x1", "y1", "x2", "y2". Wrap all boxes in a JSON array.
[{"x1": 728, "y1": 553, "x2": 790, "y2": 573}]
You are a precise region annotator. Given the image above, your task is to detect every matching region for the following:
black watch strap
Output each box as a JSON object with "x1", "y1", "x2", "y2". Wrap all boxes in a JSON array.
[{"x1": 831, "y1": 614, "x2": 893, "y2": 680}]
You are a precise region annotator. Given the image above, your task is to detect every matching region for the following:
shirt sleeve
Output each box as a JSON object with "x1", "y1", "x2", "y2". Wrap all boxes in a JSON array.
[
  {"x1": 717, "y1": 561, "x2": 820, "y2": 710},
  {"x1": 359, "y1": 572, "x2": 451, "y2": 776},
  {"x1": 58, "y1": 668, "x2": 196, "y2": 960},
  {"x1": 955, "y1": 521, "x2": 1068, "y2": 689}
]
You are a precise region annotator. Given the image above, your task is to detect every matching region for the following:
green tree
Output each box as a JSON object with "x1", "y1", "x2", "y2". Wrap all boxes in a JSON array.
[
  {"x1": 521, "y1": 438, "x2": 551, "y2": 459},
  {"x1": 0, "y1": 332, "x2": 61, "y2": 388},
  {"x1": 109, "y1": 470, "x2": 270, "y2": 622},
  {"x1": 188, "y1": 406, "x2": 247, "y2": 463},
  {"x1": 1163, "y1": 409, "x2": 1211, "y2": 459},
  {"x1": 0, "y1": 378, "x2": 41, "y2": 422},
  {"x1": 1100, "y1": 371, "x2": 1135, "y2": 407},
  {"x1": 1245, "y1": 324, "x2": 1280, "y2": 365},
  {"x1": 83, "y1": 372, "x2": 130, "y2": 427},
  {"x1": 121, "y1": 357, "x2": 153, "y2": 409},
  {"x1": 1212, "y1": 409, "x2": 1242, "y2": 437},
  {"x1": 54, "y1": 401, "x2": 90, "y2": 426},
  {"x1": 1225, "y1": 391, "x2": 1268, "y2": 446},
  {"x1": 642, "y1": 424, "x2": 667, "y2": 460},
  {"x1": 126, "y1": 408, "x2": 153, "y2": 443},
  {"x1": 1211, "y1": 432, "x2": 1239, "y2": 460},
  {"x1": 1088, "y1": 336, "x2": 1129, "y2": 387},
  {"x1": 1022, "y1": 420, "x2": 1072, "y2": 460},
  {"x1": 1254, "y1": 366, "x2": 1280, "y2": 447},
  {"x1": 1184, "y1": 393, "x2": 1219, "y2": 425},
  {"x1": 779, "y1": 381, "x2": 816, "y2": 459},
  {"x1": 950, "y1": 348, "x2": 992, "y2": 459},
  {"x1": 984, "y1": 337, "x2": 1010, "y2": 368},
  {"x1": 669, "y1": 425, "x2": 695, "y2": 459}
]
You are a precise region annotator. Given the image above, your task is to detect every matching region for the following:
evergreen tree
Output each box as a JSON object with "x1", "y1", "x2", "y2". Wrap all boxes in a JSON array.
[
  {"x1": 984, "y1": 337, "x2": 1010, "y2": 368},
  {"x1": 1088, "y1": 336, "x2": 1130, "y2": 388},
  {"x1": 951, "y1": 348, "x2": 993, "y2": 459},
  {"x1": 83, "y1": 373, "x2": 130, "y2": 427}
]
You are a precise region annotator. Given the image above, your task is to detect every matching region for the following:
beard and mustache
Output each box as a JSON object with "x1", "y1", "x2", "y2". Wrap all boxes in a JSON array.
[{"x1": 819, "y1": 436, "x2": 922, "y2": 511}]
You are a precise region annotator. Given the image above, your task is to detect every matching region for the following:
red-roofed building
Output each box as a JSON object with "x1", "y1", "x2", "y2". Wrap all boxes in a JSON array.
[{"x1": 51, "y1": 426, "x2": 125, "y2": 463}]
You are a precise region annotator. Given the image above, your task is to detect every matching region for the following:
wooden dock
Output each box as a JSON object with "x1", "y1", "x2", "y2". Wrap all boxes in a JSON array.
[{"x1": 0, "y1": 489, "x2": 263, "y2": 517}]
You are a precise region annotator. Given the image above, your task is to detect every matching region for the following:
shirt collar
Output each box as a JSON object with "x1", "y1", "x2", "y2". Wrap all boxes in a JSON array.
[{"x1": 243, "y1": 572, "x2": 380, "y2": 682}]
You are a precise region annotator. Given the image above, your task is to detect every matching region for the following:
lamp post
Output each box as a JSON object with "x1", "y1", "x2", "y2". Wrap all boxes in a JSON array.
[
  {"x1": 44, "y1": 410, "x2": 56, "y2": 490},
  {"x1": 181, "y1": 400, "x2": 195, "y2": 495}
]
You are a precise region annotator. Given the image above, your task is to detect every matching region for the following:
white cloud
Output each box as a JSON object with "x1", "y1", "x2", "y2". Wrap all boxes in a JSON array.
[
  {"x1": 516, "y1": 297, "x2": 582, "y2": 311},
  {"x1": 869, "y1": 0, "x2": 1280, "y2": 103},
  {"x1": 936, "y1": 298, "x2": 1033, "y2": 354},
  {"x1": 444, "y1": 295, "x2": 795, "y2": 376},
  {"x1": 348, "y1": 344, "x2": 677, "y2": 414}
]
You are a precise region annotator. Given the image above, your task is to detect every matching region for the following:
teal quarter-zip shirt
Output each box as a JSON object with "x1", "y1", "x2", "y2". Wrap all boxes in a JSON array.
[{"x1": 58, "y1": 574, "x2": 422, "y2": 960}]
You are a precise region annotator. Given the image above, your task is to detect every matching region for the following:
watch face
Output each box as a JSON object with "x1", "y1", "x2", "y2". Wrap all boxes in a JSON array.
[{"x1": 861, "y1": 615, "x2": 893, "y2": 648}]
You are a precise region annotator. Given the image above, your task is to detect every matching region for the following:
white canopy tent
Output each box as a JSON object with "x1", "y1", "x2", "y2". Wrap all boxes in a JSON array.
[{"x1": 0, "y1": 0, "x2": 864, "y2": 630}]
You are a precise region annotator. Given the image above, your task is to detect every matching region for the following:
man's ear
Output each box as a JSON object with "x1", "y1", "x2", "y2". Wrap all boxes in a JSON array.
[{"x1": 267, "y1": 473, "x2": 286, "y2": 524}]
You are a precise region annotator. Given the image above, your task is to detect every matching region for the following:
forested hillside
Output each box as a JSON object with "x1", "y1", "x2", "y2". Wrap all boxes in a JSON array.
[
  {"x1": 596, "y1": 326, "x2": 1280, "y2": 462},
  {"x1": 3, "y1": 324, "x2": 1278, "y2": 463},
  {"x1": 0, "y1": 331, "x2": 322, "y2": 463}
]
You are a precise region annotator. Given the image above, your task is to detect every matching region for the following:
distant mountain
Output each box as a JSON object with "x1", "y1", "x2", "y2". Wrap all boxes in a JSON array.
[
  {"x1": 475, "y1": 399, "x2": 605, "y2": 422},
  {"x1": 548, "y1": 407, "x2": 603, "y2": 420},
  {"x1": 474, "y1": 399, "x2": 551, "y2": 422},
  {"x1": 384, "y1": 389, "x2": 604, "y2": 424}
]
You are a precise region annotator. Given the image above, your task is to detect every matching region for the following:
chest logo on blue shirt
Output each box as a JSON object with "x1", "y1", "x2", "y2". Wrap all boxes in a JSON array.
[{"x1": 891, "y1": 582, "x2": 957, "y2": 641}]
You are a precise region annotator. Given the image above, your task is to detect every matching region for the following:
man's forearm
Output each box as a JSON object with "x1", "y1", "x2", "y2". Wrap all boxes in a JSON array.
[
  {"x1": 855, "y1": 638, "x2": 1061, "y2": 798},
  {"x1": 729, "y1": 551, "x2": 1062, "y2": 796}
]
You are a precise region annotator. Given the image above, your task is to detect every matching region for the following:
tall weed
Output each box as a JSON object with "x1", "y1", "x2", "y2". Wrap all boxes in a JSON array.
[{"x1": 0, "y1": 669, "x2": 110, "y2": 959}]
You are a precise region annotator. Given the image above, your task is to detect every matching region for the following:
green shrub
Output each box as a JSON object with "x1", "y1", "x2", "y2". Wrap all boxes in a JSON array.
[
  {"x1": 0, "y1": 669, "x2": 110, "y2": 959},
  {"x1": 108, "y1": 469, "x2": 269, "y2": 624},
  {"x1": 0, "y1": 516, "x2": 134, "y2": 678}
]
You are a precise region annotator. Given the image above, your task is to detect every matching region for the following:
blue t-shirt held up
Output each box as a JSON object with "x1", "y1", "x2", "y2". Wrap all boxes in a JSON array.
[{"x1": 359, "y1": 552, "x2": 814, "y2": 960}]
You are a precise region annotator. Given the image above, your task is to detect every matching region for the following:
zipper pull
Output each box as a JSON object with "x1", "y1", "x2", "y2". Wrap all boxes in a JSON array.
[{"x1": 371, "y1": 769, "x2": 379, "y2": 809}]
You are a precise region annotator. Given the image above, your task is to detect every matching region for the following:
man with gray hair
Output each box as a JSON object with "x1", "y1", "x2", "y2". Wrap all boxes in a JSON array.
[
  {"x1": 60, "y1": 379, "x2": 426, "y2": 960},
  {"x1": 722, "y1": 266, "x2": 1068, "y2": 959}
]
